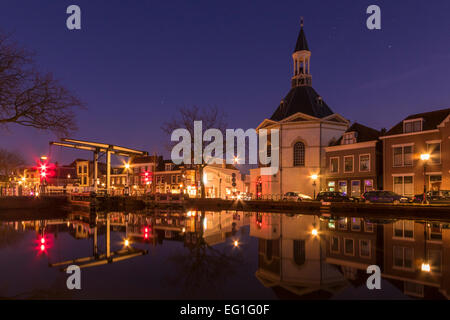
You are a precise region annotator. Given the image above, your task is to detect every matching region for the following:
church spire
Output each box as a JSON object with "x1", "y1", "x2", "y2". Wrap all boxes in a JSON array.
[{"x1": 291, "y1": 18, "x2": 312, "y2": 87}]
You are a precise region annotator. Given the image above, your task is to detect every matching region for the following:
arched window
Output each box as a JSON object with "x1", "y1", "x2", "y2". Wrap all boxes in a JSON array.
[
  {"x1": 293, "y1": 240, "x2": 306, "y2": 266},
  {"x1": 293, "y1": 142, "x2": 305, "y2": 166}
]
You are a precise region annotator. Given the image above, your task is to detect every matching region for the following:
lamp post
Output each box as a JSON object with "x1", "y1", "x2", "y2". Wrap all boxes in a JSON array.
[
  {"x1": 124, "y1": 162, "x2": 130, "y2": 196},
  {"x1": 420, "y1": 153, "x2": 430, "y2": 204},
  {"x1": 311, "y1": 174, "x2": 318, "y2": 200}
]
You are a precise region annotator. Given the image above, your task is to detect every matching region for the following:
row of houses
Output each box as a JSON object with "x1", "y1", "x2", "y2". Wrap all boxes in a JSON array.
[
  {"x1": 248, "y1": 22, "x2": 449, "y2": 199},
  {"x1": 7, "y1": 155, "x2": 246, "y2": 198},
  {"x1": 324, "y1": 108, "x2": 450, "y2": 197},
  {"x1": 253, "y1": 213, "x2": 450, "y2": 299}
]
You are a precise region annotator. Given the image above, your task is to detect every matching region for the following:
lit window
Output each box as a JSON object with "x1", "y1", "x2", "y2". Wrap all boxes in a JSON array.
[
  {"x1": 394, "y1": 176, "x2": 414, "y2": 196},
  {"x1": 351, "y1": 218, "x2": 361, "y2": 231}
]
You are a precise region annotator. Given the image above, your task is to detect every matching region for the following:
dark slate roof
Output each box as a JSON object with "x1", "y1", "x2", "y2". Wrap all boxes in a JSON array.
[
  {"x1": 294, "y1": 27, "x2": 309, "y2": 52},
  {"x1": 270, "y1": 86, "x2": 334, "y2": 121},
  {"x1": 384, "y1": 108, "x2": 450, "y2": 136},
  {"x1": 333, "y1": 122, "x2": 381, "y2": 146}
]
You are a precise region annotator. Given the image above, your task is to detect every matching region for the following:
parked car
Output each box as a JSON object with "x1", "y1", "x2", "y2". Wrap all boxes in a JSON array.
[
  {"x1": 413, "y1": 190, "x2": 450, "y2": 204},
  {"x1": 362, "y1": 190, "x2": 410, "y2": 204},
  {"x1": 316, "y1": 191, "x2": 356, "y2": 202},
  {"x1": 283, "y1": 192, "x2": 312, "y2": 201}
]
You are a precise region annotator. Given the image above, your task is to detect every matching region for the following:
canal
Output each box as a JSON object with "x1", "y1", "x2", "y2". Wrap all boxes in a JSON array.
[{"x1": 0, "y1": 209, "x2": 448, "y2": 299}]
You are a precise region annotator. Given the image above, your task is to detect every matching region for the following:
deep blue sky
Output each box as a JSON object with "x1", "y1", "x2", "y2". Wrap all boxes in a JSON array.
[{"x1": 0, "y1": 0, "x2": 449, "y2": 165}]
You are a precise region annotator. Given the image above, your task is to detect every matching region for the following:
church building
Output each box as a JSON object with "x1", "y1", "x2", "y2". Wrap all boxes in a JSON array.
[{"x1": 250, "y1": 21, "x2": 350, "y2": 198}]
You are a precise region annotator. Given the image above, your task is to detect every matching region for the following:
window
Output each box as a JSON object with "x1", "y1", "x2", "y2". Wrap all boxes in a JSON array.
[
  {"x1": 364, "y1": 179, "x2": 374, "y2": 192},
  {"x1": 78, "y1": 166, "x2": 82, "y2": 174},
  {"x1": 428, "y1": 223, "x2": 442, "y2": 241},
  {"x1": 404, "y1": 282, "x2": 424, "y2": 298},
  {"x1": 330, "y1": 157, "x2": 339, "y2": 173},
  {"x1": 344, "y1": 156, "x2": 354, "y2": 173},
  {"x1": 83, "y1": 165, "x2": 87, "y2": 174},
  {"x1": 328, "y1": 181, "x2": 335, "y2": 192},
  {"x1": 364, "y1": 221, "x2": 374, "y2": 233},
  {"x1": 293, "y1": 240, "x2": 306, "y2": 266},
  {"x1": 427, "y1": 249, "x2": 442, "y2": 273},
  {"x1": 330, "y1": 236, "x2": 339, "y2": 253},
  {"x1": 393, "y1": 146, "x2": 413, "y2": 167},
  {"x1": 344, "y1": 238, "x2": 354, "y2": 256},
  {"x1": 394, "y1": 220, "x2": 414, "y2": 239},
  {"x1": 359, "y1": 239, "x2": 371, "y2": 258},
  {"x1": 351, "y1": 180, "x2": 361, "y2": 197},
  {"x1": 338, "y1": 217, "x2": 347, "y2": 230},
  {"x1": 393, "y1": 246, "x2": 413, "y2": 270},
  {"x1": 266, "y1": 240, "x2": 273, "y2": 261},
  {"x1": 293, "y1": 142, "x2": 305, "y2": 167},
  {"x1": 393, "y1": 176, "x2": 414, "y2": 196},
  {"x1": 351, "y1": 218, "x2": 361, "y2": 231},
  {"x1": 171, "y1": 175, "x2": 176, "y2": 184},
  {"x1": 342, "y1": 132, "x2": 357, "y2": 145},
  {"x1": 338, "y1": 181, "x2": 347, "y2": 195},
  {"x1": 359, "y1": 154, "x2": 370, "y2": 172},
  {"x1": 403, "y1": 119, "x2": 422, "y2": 133},
  {"x1": 83, "y1": 176, "x2": 87, "y2": 185},
  {"x1": 427, "y1": 142, "x2": 441, "y2": 164}
]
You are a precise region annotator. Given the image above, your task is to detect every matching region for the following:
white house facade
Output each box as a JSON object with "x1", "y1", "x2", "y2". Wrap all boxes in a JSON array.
[{"x1": 250, "y1": 21, "x2": 349, "y2": 198}]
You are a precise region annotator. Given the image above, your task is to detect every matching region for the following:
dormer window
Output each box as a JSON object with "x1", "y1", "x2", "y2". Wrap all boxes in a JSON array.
[
  {"x1": 342, "y1": 132, "x2": 357, "y2": 145},
  {"x1": 403, "y1": 119, "x2": 423, "y2": 133},
  {"x1": 316, "y1": 96, "x2": 323, "y2": 106},
  {"x1": 165, "y1": 163, "x2": 173, "y2": 171}
]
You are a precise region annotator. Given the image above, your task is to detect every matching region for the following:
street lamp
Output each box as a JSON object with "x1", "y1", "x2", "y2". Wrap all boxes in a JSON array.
[
  {"x1": 311, "y1": 174, "x2": 318, "y2": 200},
  {"x1": 420, "y1": 153, "x2": 430, "y2": 204},
  {"x1": 124, "y1": 162, "x2": 131, "y2": 196}
]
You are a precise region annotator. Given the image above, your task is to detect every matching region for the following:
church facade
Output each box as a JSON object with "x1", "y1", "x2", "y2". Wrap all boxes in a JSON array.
[{"x1": 250, "y1": 22, "x2": 349, "y2": 198}]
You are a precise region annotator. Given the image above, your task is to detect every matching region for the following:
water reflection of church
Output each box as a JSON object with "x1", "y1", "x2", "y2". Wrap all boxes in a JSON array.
[{"x1": 251, "y1": 213, "x2": 450, "y2": 299}]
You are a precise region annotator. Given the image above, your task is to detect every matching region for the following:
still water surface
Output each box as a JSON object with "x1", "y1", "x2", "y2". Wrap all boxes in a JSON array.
[{"x1": 0, "y1": 210, "x2": 448, "y2": 299}]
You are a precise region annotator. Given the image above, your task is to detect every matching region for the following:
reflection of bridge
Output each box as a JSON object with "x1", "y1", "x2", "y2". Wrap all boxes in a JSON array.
[
  {"x1": 49, "y1": 213, "x2": 148, "y2": 271},
  {"x1": 50, "y1": 138, "x2": 148, "y2": 193}
]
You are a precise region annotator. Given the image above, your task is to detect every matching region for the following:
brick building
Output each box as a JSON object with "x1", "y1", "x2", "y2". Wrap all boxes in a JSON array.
[
  {"x1": 380, "y1": 108, "x2": 450, "y2": 196},
  {"x1": 324, "y1": 123, "x2": 382, "y2": 197}
]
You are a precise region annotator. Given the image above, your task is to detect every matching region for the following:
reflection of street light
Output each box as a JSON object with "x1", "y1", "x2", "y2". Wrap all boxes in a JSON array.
[
  {"x1": 420, "y1": 153, "x2": 430, "y2": 204},
  {"x1": 422, "y1": 220, "x2": 431, "y2": 272},
  {"x1": 311, "y1": 174, "x2": 318, "y2": 199},
  {"x1": 421, "y1": 263, "x2": 431, "y2": 272}
]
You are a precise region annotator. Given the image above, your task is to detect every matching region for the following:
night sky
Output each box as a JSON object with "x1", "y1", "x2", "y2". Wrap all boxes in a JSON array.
[{"x1": 0, "y1": 0, "x2": 449, "y2": 165}]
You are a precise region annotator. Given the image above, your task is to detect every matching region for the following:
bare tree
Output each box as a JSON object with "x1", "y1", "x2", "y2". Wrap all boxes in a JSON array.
[
  {"x1": 162, "y1": 105, "x2": 227, "y2": 198},
  {"x1": 0, "y1": 32, "x2": 84, "y2": 136},
  {"x1": 0, "y1": 148, "x2": 24, "y2": 181}
]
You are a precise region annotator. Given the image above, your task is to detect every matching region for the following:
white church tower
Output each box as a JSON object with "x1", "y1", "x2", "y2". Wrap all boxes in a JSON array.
[{"x1": 250, "y1": 19, "x2": 350, "y2": 198}]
